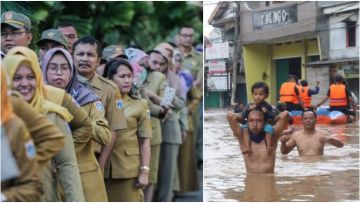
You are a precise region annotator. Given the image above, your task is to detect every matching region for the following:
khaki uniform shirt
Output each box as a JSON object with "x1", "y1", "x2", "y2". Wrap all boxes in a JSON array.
[
  {"x1": 180, "y1": 48, "x2": 203, "y2": 86},
  {"x1": 45, "y1": 86, "x2": 93, "y2": 144},
  {"x1": 10, "y1": 95, "x2": 65, "y2": 169},
  {"x1": 104, "y1": 95, "x2": 152, "y2": 179},
  {"x1": 81, "y1": 101, "x2": 111, "y2": 153},
  {"x1": 2, "y1": 115, "x2": 43, "y2": 202},
  {"x1": 88, "y1": 73, "x2": 127, "y2": 131},
  {"x1": 143, "y1": 71, "x2": 167, "y2": 145}
]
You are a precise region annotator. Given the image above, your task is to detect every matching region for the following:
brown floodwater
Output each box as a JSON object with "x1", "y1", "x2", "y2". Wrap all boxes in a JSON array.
[{"x1": 204, "y1": 109, "x2": 359, "y2": 201}]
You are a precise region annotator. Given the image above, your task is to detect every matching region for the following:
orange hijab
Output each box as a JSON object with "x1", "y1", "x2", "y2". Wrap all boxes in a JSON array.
[{"x1": 1, "y1": 67, "x2": 14, "y2": 125}]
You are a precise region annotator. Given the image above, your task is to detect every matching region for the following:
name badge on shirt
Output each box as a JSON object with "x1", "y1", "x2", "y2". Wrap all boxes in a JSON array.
[
  {"x1": 116, "y1": 100, "x2": 123, "y2": 110},
  {"x1": 94, "y1": 101, "x2": 104, "y2": 112},
  {"x1": 24, "y1": 140, "x2": 36, "y2": 159},
  {"x1": 147, "y1": 109, "x2": 151, "y2": 119}
]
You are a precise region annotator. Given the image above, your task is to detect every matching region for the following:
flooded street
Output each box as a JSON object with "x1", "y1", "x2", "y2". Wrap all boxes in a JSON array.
[{"x1": 204, "y1": 109, "x2": 359, "y2": 202}]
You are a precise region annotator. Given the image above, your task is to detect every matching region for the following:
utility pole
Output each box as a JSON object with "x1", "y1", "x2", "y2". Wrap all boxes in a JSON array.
[{"x1": 231, "y1": 2, "x2": 240, "y2": 105}]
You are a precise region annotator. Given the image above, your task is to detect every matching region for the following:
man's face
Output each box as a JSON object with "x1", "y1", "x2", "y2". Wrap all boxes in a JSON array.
[
  {"x1": 39, "y1": 41, "x2": 65, "y2": 61},
  {"x1": 179, "y1": 27, "x2": 194, "y2": 47},
  {"x1": 1, "y1": 25, "x2": 33, "y2": 53},
  {"x1": 46, "y1": 53, "x2": 71, "y2": 90},
  {"x1": 73, "y1": 43, "x2": 100, "y2": 78},
  {"x1": 302, "y1": 111, "x2": 316, "y2": 129},
  {"x1": 247, "y1": 111, "x2": 265, "y2": 135},
  {"x1": 148, "y1": 52, "x2": 167, "y2": 72},
  {"x1": 58, "y1": 26, "x2": 77, "y2": 54}
]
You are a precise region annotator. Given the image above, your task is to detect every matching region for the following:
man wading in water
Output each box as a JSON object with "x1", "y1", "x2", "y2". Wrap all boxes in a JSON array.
[
  {"x1": 280, "y1": 110, "x2": 344, "y2": 156},
  {"x1": 227, "y1": 109, "x2": 290, "y2": 174}
]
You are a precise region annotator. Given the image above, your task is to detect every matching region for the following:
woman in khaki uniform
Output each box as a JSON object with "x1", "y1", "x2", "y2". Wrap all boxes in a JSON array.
[
  {"x1": 3, "y1": 53, "x2": 84, "y2": 201},
  {"x1": 1, "y1": 68, "x2": 43, "y2": 202},
  {"x1": 125, "y1": 47, "x2": 167, "y2": 201},
  {"x1": 41, "y1": 48, "x2": 109, "y2": 201},
  {"x1": 104, "y1": 58, "x2": 152, "y2": 202}
]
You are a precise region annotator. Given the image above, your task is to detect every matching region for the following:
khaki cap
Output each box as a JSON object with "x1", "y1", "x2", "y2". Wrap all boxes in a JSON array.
[
  {"x1": 36, "y1": 29, "x2": 68, "y2": 49},
  {"x1": 102, "y1": 45, "x2": 124, "y2": 59},
  {"x1": 1, "y1": 11, "x2": 31, "y2": 30}
]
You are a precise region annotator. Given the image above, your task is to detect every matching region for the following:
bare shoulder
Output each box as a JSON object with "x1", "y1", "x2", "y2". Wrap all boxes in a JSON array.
[{"x1": 316, "y1": 129, "x2": 329, "y2": 137}]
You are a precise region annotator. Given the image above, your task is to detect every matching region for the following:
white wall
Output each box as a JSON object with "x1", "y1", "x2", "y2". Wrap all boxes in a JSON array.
[{"x1": 328, "y1": 12, "x2": 359, "y2": 59}]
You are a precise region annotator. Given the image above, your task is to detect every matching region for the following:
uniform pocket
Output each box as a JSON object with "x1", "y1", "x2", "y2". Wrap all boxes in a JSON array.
[
  {"x1": 125, "y1": 147, "x2": 140, "y2": 156},
  {"x1": 78, "y1": 162, "x2": 99, "y2": 173}
]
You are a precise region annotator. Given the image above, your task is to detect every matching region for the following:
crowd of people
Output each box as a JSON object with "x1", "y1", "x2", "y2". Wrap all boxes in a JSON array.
[{"x1": 1, "y1": 10, "x2": 203, "y2": 202}]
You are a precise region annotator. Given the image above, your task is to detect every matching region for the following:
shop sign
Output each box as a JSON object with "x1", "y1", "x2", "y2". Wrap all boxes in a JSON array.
[
  {"x1": 205, "y1": 42, "x2": 230, "y2": 60},
  {"x1": 207, "y1": 75, "x2": 230, "y2": 91},
  {"x1": 252, "y1": 5, "x2": 297, "y2": 30},
  {"x1": 208, "y1": 60, "x2": 226, "y2": 75}
]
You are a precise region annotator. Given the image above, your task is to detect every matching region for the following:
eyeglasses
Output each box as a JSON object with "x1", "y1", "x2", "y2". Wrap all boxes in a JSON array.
[
  {"x1": 179, "y1": 33, "x2": 193, "y2": 38},
  {"x1": 48, "y1": 64, "x2": 71, "y2": 74},
  {"x1": 1, "y1": 31, "x2": 28, "y2": 39}
]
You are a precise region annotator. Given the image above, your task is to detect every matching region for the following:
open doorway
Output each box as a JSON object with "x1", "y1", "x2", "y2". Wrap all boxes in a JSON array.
[{"x1": 275, "y1": 57, "x2": 301, "y2": 101}]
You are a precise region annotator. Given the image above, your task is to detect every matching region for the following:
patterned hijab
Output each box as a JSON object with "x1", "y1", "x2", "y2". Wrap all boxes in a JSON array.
[
  {"x1": 3, "y1": 49, "x2": 73, "y2": 122},
  {"x1": 125, "y1": 47, "x2": 148, "y2": 88},
  {"x1": 41, "y1": 48, "x2": 99, "y2": 106}
]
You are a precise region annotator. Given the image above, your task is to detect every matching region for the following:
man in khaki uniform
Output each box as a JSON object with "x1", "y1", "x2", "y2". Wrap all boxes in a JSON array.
[
  {"x1": 73, "y1": 37, "x2": 127, "y2": 201},
  {"x1": 141, "y1": 50, "x2": 168, "y2": 201},
  {"x1": 1, "y1": 11, "x2": 33, "y2": 54},
  {"x1": 96, "y1": 44, "x2": 124, "y2": 76},
  {"x1": 176, "y1": 26, "x2": 203, "y2": 193},
  {"x1": 36, "y1": 29, "x2": 68, "y2": 61}
]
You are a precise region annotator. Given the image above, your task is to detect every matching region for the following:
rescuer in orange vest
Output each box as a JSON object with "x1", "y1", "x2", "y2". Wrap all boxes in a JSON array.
[
  {"x1": 279, "y1": 75, "x2": 304, "y2": 111},
  {"x1": 297, "y1": 80, "x2": 320, "y2": 110},
  {"x1": 316, "y1": 75, "x2": 357, "y2": 118}
]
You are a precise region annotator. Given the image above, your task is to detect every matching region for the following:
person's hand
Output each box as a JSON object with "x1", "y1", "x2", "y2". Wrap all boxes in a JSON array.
[
  {"x1": 181, "y1": 131, "x2": 188, "y2": 143},
  {"x1": 249, "y1": 103, "x2": 257, "y2": 110},
  {"x1": 281, "y1": 135, "x2": 290, "y2": 144},
  {"x1": 163, "y1": 109, "x2": 172, "y2": 121},
  {"x1": 261, "y1": 107, "x2": 268, "y2": 113},
  {"x1": 136, "y1": 171, "x2": 149, "y2": 189}
]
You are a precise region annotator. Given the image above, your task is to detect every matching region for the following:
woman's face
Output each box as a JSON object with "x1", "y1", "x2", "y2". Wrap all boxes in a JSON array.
[
  {"x1": 46, "y1": 53, "x2": 71, "y2": 89},
  {"x1": 12, "y1": 64, "x2": 36, "y2": 102},
  {"x1": 112, "y1": 64, "x2": 133, "y2": 95}
]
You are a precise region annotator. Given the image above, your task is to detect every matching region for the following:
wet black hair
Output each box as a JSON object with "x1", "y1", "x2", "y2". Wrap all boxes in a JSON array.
[
  {"x1": 246, "y1": 108, "x2": 265, "y2": 120},
  {"x1": 251, "y1": 82, "x2": 269, "y2": 96},
  {"x1": 72, "y1": 36, "x2": 102, "y2": 58},
  {"x1": 302, "y1": 109, "x2": 317, "y2": 118},
  {"x1": 335, "y1": 74, "x2": 344, "y2": 83},
  {"x1": 300, "y1": 80, "x2": 308, "y2": 86}
]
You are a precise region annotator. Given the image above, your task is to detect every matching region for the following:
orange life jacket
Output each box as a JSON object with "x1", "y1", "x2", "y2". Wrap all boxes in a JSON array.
[
  {"x1": 329, "y1": 84, "x2": 348, "y2": 107},
  {"x1": 297, "y1": 86, "x2": 311, "y2": 107},
  {"x1": 280, "y1": 82, "x2": 299, "y2": 104}
]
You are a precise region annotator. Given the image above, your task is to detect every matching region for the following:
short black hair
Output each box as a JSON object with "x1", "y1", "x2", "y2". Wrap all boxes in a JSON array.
[
  {"x1": 302, "y1": 109, "x2": 317, "y2": 118},
  {"x1": 251, "y1": 82, "x2": 269, "y2": 95},
  {"x1": 57, "y1": 22, "x2": 77, "y2": 30},
  {"x1": 300, "y1": 80, "x2": 308, "y2": 86},
  {"x1": 72, "y1": 36, "x2": 102, "y2": 58},
  {"x1": 335, "y1": 74, "x2": 344, "y2": 83},
  {"x1": 288, "y1": 75, "x2": 297, "y2": 81}
]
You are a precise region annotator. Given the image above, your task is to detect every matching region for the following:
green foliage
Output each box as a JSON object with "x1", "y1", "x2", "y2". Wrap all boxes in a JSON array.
[{"x1": 1, "y1": 1, "x2": 203, "y2": 51}]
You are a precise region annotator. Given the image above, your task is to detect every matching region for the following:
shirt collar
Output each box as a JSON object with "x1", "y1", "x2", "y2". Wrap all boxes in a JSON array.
[{"x1": 88, "y1": 73, "x2": 102, "y2": 90}]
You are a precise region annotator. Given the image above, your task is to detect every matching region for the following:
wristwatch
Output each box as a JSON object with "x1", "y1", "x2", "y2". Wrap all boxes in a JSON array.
[{"x1": 140, "y1": 166, "x2": 150, "y2": 172}]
